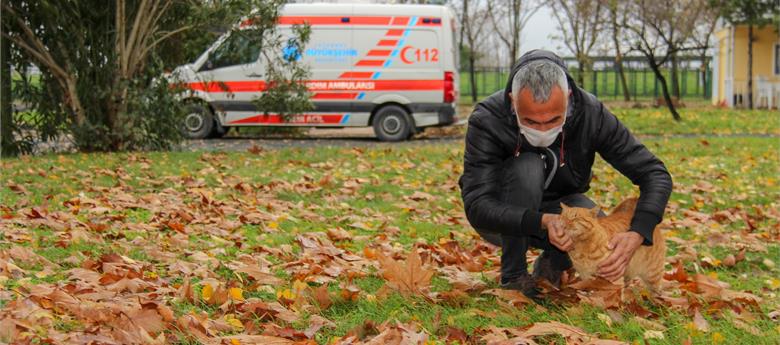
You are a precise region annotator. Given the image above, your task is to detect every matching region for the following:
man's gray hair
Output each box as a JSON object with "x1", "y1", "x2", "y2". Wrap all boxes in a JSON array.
[{"x1": 511, "y1": 60, "x2": 569, "y2": 103}]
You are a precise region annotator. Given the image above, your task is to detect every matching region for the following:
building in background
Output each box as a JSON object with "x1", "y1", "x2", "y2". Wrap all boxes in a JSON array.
[{"x1": 712, "y1": 24, "x2": 779, "y2": 108}]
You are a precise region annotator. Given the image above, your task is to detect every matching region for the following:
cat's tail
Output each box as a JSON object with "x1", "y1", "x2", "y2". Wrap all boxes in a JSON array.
[{"x1": 611, "y1": 197, "x2": 638, "y2": 215}]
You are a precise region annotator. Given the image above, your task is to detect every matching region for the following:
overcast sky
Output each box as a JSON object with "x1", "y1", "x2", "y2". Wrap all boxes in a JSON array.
[{"x1": 518, "y1": 5, "x2": 565, "y2": 56}]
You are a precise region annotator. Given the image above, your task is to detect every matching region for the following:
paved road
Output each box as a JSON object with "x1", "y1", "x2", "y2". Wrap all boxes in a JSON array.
[
  {"x1": 183, "y1": 127, "x2": 779, "y2": 152},
  {"x1": 19, "y1": 125, "x2": 779, "y2": 154},
  {"x1": 181, "y1": 127, "x2": 465, "y2": 151}
]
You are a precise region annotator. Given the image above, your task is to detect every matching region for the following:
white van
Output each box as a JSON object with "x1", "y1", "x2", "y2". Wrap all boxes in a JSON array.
[{"x1": 172, "y1": 3, "x2": 459, "y2": 141}]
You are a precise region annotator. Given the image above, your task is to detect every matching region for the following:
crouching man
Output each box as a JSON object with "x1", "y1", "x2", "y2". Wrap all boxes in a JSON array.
[{"x1": 458, "y1": 50, "x2": 672, "y2": 297}]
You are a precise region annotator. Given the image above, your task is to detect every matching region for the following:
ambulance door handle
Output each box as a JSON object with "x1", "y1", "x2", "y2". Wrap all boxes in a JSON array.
[{"x1": 246, "y1": 72, "x2": 263, "y2": 78}]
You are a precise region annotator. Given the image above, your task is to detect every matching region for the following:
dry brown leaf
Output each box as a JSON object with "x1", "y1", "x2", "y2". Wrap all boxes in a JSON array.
[
  {"x1": 234, "y1": 265, "x2": 284, "y2": 285},
  {"x1": 482, "y1": 289, "x2": 533, "y2": 307},
  {"x1": 327, "y1": 227, "x2": 352, "y2": 241},
  {"x1": 304, "y1": 314, "x2": 335, "y2": 338},
  {"x1": 311, "y1": 284, "x2": 332, "y2": 310},
  {"x1": 693, "y1": 309, "x2": 710, "y2": 332},
  {"x1": 517, "y1": 321, "x2": 629, "y2": 345},
  {"x1": 377, "y1": 250, "x2": 434, "y2": 296}
]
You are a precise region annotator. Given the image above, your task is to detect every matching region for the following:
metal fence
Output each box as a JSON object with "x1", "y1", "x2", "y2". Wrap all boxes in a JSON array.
[{"x1": 460, "y1": 56, "x2": 712, "y2": 101}]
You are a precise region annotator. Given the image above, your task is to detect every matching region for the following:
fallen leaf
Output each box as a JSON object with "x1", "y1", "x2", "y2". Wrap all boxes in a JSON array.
[
  {"x1": 377, "y1": 250, "x2": 434, "y2": 296},
  {"x1": 644, "y1": 330, "x2": 664, "y2": 340},
  {"x1": 229, "y1": 287, "x2": 245, "y2": 301},
  {"x1": 693, "y1": 309, "x2": 710, "y2": 332}
]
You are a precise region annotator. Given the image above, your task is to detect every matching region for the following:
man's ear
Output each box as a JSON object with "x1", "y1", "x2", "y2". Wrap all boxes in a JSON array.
[{"x1": 589, "y1": 206, "x2": 600, "y2": 217}]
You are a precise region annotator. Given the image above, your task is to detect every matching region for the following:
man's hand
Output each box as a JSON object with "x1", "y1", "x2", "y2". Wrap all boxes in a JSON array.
[
  {"x1": 597, "y1": 231, "x2": 644, "y2": 282},
  {"x1": 542, "y1": 214, "x2": 573, "y2": 252}
]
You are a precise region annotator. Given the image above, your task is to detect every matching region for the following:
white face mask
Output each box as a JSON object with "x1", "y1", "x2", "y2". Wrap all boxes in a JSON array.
[{"x1": 516, "y1": 112, "x2": 566, "y2": 148}]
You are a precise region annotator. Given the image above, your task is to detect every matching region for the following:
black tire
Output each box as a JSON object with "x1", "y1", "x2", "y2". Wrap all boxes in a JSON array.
[
  {"x1": 209, "y1": 120, "x2": 229, "y2": 138},
  {"x1": 372, "y1": 105, "x2": 413, "y2": 142},
  {"x1": 182, "y1": 103, "x2": 214, "y2": 139}
]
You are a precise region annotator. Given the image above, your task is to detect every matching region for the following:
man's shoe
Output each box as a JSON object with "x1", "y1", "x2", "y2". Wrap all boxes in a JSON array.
[
  {"x1": 500, "y1": 274, "x2": 540, "y2": 299},
  {"x1": 531, "y1": 251, "x2": 573, "y2": 288}
]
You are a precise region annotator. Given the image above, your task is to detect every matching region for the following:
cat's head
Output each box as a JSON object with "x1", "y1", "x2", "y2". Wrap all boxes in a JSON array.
[{"x1": 560, "y1": 203, "x2": 600, "y2": 239}]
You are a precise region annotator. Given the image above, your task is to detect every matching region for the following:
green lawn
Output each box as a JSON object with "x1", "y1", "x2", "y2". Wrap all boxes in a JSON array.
[
  {"x1": 0, "y1": 110, "x2": 778, "y2": 344},
  {"x1": 612, "y1": 108, "x2": 780, "y2": 135}
]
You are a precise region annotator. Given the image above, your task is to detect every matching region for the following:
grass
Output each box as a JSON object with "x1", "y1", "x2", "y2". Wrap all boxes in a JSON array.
[
  {"x1": 611, "y1": 108, "x2": 780, "y2": 135},
  {"x1": 1, "y1": 109, "x2": 779, "y2": 344}
]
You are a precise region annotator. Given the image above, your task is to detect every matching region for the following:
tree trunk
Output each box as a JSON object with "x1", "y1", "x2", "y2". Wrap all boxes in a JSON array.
[
  {"x1": 670, "y1": 52, "x2": 680, "y2": 99},
  {"x1": 610, "y1": 6, "x2": 630, "y2": 101},
  {"x1": 614, "y1": 47, "x2": 630, "y2": 101},
  {"x1": 700, "y1": 54, "x2": 708, "y2": 99},
  {"x1": 577, "y1": 59, "x2": 585, "y2": 88},
  {"x1": 649, "y1": 60, "x2": 682, "y2": 121},
  {"x1": 1, "y1": 26, "x2": 16, "y2": 157},
  {"x1": 469, "y1": 53, "x2": 478, "y2": 103},
  {"x1": 747, "y1": 24, "x2": 753, "y2": 109}
]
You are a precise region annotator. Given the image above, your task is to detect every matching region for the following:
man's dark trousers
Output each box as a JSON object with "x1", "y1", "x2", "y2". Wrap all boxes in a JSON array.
[{"x1": 475, "y1": 151, "x2": 602, "y2": 284}]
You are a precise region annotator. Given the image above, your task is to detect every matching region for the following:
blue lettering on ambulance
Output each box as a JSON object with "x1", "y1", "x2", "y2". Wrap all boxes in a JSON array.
[{"x1": 304, "y1": 43, "x2": 357, "y2": 63}]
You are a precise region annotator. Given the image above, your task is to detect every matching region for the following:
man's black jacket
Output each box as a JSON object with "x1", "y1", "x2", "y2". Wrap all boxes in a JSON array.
[{"x1": 458, "y1": 50, "x2": 672, "y2": 245}]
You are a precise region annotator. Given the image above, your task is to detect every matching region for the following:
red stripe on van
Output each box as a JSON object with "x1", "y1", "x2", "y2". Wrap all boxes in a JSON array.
[
  {"x1": 367, "y1": 49, "x2": 392, "y2": 57},
  {"x1": 377, "y1": 40, "x2": 398, "y2": 47},
  {"x1": 391, "y1": 17, "x2": 410, "y2": 25},
  {"x1": 350, "y1": 17, "x2": 392, "y2": 25},
  {"x1": 187, "y1": 81, "x2": 267, "y2": 93},
  {"x1": 385, "y1": 29, "x2": 404, "y2": 36},
  {"x1": 277, "y1": 16, "x2": 344, "y2": 25},
  {"x1": 187, "y1": 80, "x2": 443, "y2": 92},
  {"x1": 355, "y1": 60, "x2": 385, "y2": 66},
  {"x1": 229, "y1": 114, "x2": 345, "y2": 125},
  {"x1": 277, "y1": 16, "x2": 409, "y2": 26},
  {"x1": 311, "y1": 93, "x2": 359, "y2": 99},
  {"x1": 339, "y1": 72, "x2": 374, "y2": 79}
]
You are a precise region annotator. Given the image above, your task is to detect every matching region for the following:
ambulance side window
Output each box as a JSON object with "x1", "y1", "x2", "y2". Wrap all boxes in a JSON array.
[{"x1": 206, "y1": 31, "x2": 261, "y2": 70}]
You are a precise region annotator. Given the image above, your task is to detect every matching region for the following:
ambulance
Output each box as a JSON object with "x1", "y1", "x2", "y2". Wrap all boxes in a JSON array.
[{"x1": 173, "y1": 3, "x2": 459, "y2": 141}]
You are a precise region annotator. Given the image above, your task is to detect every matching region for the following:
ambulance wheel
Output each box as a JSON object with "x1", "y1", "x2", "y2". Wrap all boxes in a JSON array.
[
  {"x1": 182, "y1": 103, "x2": 213, "y2": 139},
  {"x1": 209, "y1": 120, "x2": 229, "y2": 138},
  {"x1": 373, "y1": 105, "x2": 413, "y2": 142}
]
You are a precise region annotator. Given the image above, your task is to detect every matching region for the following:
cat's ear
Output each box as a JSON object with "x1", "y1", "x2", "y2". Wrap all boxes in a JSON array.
[
  {"x1": 560, "y1": 203, "x2": 570, "y2": 211},
  {"x1": 589, "y1": 206, "x2": 601, "y2": 217}
]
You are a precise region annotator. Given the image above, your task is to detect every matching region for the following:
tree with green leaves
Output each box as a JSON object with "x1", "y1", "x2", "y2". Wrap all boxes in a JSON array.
[
  {"x1": 713, "y1": 0, "x2": 780, "y2": 109},
  {"x1": 1, "y1": 0, "x2": 310, "y2": 154}
]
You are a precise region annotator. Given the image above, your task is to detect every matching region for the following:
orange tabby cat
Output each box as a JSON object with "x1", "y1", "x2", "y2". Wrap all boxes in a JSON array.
[{"x1": 560, "y1": 198, "x2": 665, "y2": 291}]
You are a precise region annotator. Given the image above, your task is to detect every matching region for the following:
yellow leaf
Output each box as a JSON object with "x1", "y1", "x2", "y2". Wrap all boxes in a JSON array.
[
  {"x1": 712, "y1": 332, "x2": 724, "y2": 344},
  {"x1": 292, "y1": 280, "x2": 308, "y2": 292},
  {"x1": 766, "y1": 278, "x2": 780, "y2": 290},
  {"x1": 225, "y1": 315, "x2": 244, "y2": 331},
  {"x1": 268, "y1": 221, "x2": 279, "y2": 229},
  {"x1": 202, "y1": 284, "x2": 214, "y2": 302},
  {"x1": 707, "y1": 272, "x2": 718, "y2": 279},
  {"x1": 277, "y1": 288, "x2": 295, "y2": 300},
  {"x1": 230, "y1": 339, "x2": 241, "y2": 345},
  {"x1": 229, "y1": 287, "x2": 245, "y2": 301}
]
